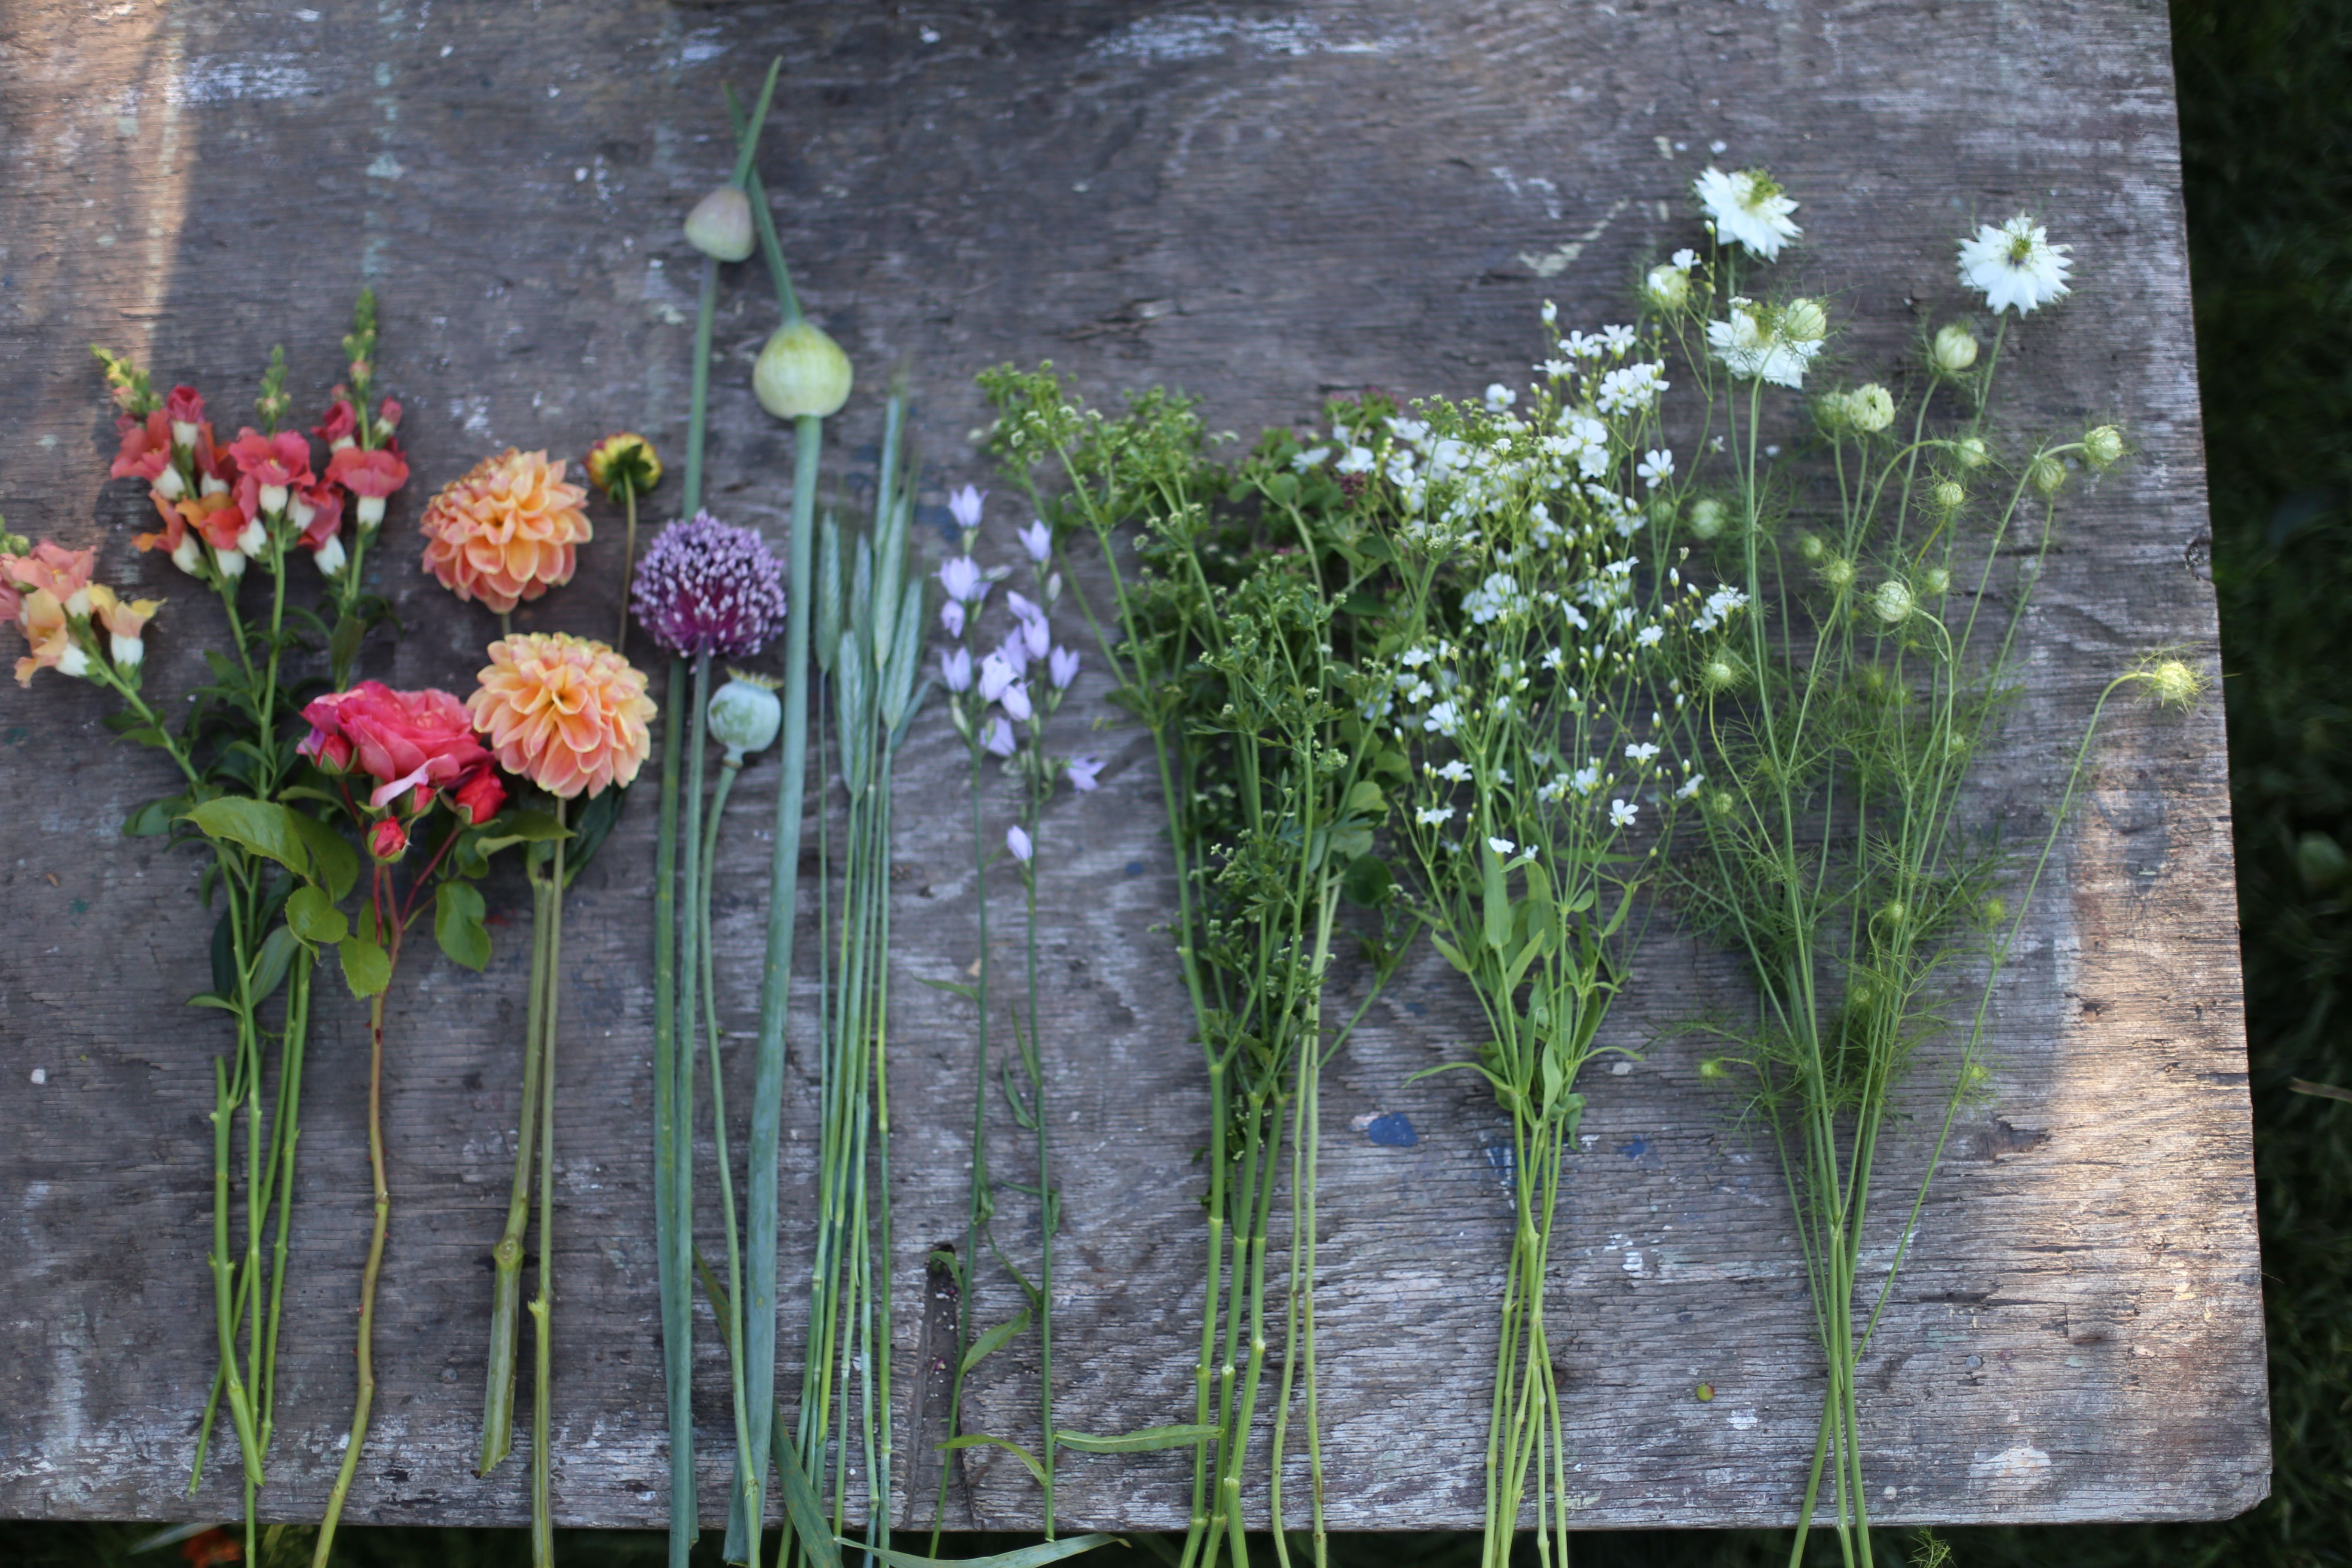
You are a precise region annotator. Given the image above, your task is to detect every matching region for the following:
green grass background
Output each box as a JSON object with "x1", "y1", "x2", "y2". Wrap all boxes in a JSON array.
[{"x1": 10, "y1": 0, "x2": 2347, "y2": 1561}]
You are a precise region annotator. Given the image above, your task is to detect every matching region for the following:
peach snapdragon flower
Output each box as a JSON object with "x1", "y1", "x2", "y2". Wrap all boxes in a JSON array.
[
  {"x1": 467, "y1": 632, "x2": 653, "y2": 799},
  {"x1": 419, "y1": 448, "x2": 592, "y2": 615}
]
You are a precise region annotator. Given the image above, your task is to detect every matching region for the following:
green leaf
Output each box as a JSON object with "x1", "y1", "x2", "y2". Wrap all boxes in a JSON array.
[
  {"x1": 184, "y1": 992, "x2": 241, "y2": 1014},
  {"x1": 1261, "y1": 472, "x2": 1299, "y2": 505},
  {"x1": 284, "y1": 885, "x2": 348, "y2": 946},
  {"x1": 328, "y1": 611, "x2": 366, "y2": 675},
  {"x1": 960, "y1": 1308, "x2": 1031, "y2": 1374},
  {"x1": 337, "y1": 935, "x2": 391, "y2": 997},
  {"x1": 434, "y1": 880, "x2": 492, "y2": 971},
  {"x1": 124, "y1": 794, "x2": 187, "y2": 838},
  {"x1": 843, "y1": 1531, "x2": 1122, "y2": 1568},
  {"x1": 185, "y1": 798, "x2": 356, "y2": 898},
  {"x1": 1340, "y1": 853, "x2": 1393, "y2": 907},
  {"x1": 916, "y1": 977, "x2": 983, "y2": 1003},
  {"x1": 1342, "y1": 779, "x2": 1387, "y2": 820},
  {"x1": 937, "y1": 1434, "x2": 1047, "y2": 1489},
  {"x1": 285, "y1": 810, "x2": 360, "y2": 901},
  {"x1": 493, "y1": 808, "x2": 572, "y2": 843},
  {"x1": 249, "y1": 925, "x2": 302, "y2": 1005},
  {"x1": 562, "y1": 787, "x2": 627, "y2": 888},
  {"x1": 1054, "y1": 1424, "x2": 1219, "y2": 1455},
  {"x1": 1482, "y1": 841, "x2": 1513, "y2": 952},
  {"x1": 1430, "y1": 930, "x2": 1475, "y2": 975},
  {"x1": 1327, "y1": 822, "x2": 1373, "y2": 863}
]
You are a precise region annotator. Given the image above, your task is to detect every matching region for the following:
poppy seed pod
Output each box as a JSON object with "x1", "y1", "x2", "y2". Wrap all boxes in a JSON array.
[
  {"x1": 684, "y1": 186, "x2": 756, "y2": 263},
  {"x1": 708, "y1": 671, "x2": 783, "y2": 762},
  {"x1": 754, "y1": 321, "x2": 854, "y2": 420}
]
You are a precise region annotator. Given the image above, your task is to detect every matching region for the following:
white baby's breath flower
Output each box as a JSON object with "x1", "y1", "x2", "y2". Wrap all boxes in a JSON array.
[
  {"x1": 1624, "y1": 742, "x2": 1660, "y2": 763},
  {"x1": 1635, "y1": 624, "x2": 1665, "y2": 648},
  {"x1": 1571, "y1": 764, "x2": 1601, "y2": 795},
  {"x1": 1694, "y1": 167, "x2": 1801, "y2": 261},
  {"x1": 1335, "y1": 445, "x2": 1376, "y2": 475},
  {"x1": 1291, "y1": 445, "x2": 1332, "y2": 472},
  {"x1": 1436, "y1": 758, "x2": 1472, "y2": 783},
  {"x1": 1957, "y1": 215, "x2": 2073, "y2": 315},
  {"x1": 1487, "y1": 836, "x2": 1515, "y2": 856},
  {"x1": 1672, "y1": 247, "x2": 1699, "y2": 272},
  {"x1": 1417, "y1": 804, "x2": 1457, "y2": 827},
  {"x1": 1484, "y1": 383, "x2": 1518, "y2": 411},
  {"x1": 1675, "y1": 773, "x2": 1706, "y2": 800},
  {"x1": 1424, "y1": 700, "x2": 1463, "y2": 737},
  {"x1": 1610, "y1": 798, "x2": 1638, "y2": 828},
  {"x1": 1602, "y1": 324, "x2": 1637, "y2": 354},
  {"x1": 1637, "y1": 449, "x2": 1675, "y2": 489}
]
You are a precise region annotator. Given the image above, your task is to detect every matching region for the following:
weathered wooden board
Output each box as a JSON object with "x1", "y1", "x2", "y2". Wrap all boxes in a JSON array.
[{"x1": 0, "y1": 0, "x2": 2264, "y2": 1534}]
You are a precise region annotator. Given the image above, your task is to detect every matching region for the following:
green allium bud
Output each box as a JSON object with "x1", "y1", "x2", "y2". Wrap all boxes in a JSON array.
[
  {"x1": 1871, "y1": 579, "x2": 1914, "y2": 623},
  {"x1": 2083, "y1": 424, "x2": 2126, "y2": 469},
  {"x1": 1931, "y1": 323, "x2": 1980, "y2": 375},
  {"x1": 684, "y1": 186, "x2": 756, "y2": 263},
  {"x1": 1643, "y1": 263, "x2": 1690, "y2": 312},
  {"x1": 1688, "y1": 497, "x2": 1728, "y2": 540},
  {"x1": 708, "y1": 670, "x2": 783, "y2": 760},
  {"x1": 755, "y1": 321, "x2": 854, "y2": 419}
]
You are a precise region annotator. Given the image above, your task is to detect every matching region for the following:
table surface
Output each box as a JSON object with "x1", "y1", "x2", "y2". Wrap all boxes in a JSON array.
[{"x1": 0, "y1": 0, "x2": 2266, "y2": 1534}]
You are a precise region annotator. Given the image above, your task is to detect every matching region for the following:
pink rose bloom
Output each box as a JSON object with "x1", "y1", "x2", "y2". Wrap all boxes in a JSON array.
[{"x1": 300, "y1": 680, "x2": 507, "y2": 823}]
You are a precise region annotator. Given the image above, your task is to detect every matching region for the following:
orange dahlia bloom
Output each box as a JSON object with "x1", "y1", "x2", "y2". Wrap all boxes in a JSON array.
[
  {"x1": 468, "y1": 633, "x2": 654, "y2": 799},
  {"x1": 418, "y1": 448, "x2": 592, "y2": 615}
]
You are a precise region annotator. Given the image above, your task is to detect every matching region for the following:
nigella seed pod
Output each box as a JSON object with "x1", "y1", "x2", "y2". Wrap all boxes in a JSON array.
[
  {"x1": 754, "y1": 321, "x2": 854, "y2": 420},
  {"x1": 1952, "y1": 436, "x2": 1990, "y2": 470},
  {"x1": 1687, "y1": 497, "x2": 1728, "y2": 541},
  {"x1": 1931, "y1": 479, "x2": 1967, "y2": 513},
  {"x1": 708, "y1": 671, "x2": 783, "y2": 762},
  {"x1": 2083, "y1": 424, "x2": 2126, "y2": 469},
  {"x1": 1920, "y1": 565, "x2": 1951, "y2": 597},
  {"x1": 2028, "y1": 454, "x2": 2068, "y2": 497},
  {"x1": 684, "y1": 186, "x2": 756, "y2": 262},
  {"x1": 1871, "y1": 579, "x2": 1915, "y2": 624},
  {"x1": 1847, "y1": 383, "x2": 1895, "y2": 434}
]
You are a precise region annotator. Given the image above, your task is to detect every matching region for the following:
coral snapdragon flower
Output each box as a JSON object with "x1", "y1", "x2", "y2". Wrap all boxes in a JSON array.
[
  {"x1": 419, "y1": 448, "x2": 591, "y2": 615},
  {"x1": 326, "y1": 444, "x2": 412, "y2": 527},
  {"x1": 110, "y1": 410, "x2": 176, "y2": 489},
  {"x1": 10, "y1": 588, "x2": 79, "y2": 685},
  {"x1": 226, "y1": 428, "x2": 316, "y2": 500},
  {"x1": 0, "y1": 541, "x2": 96, "y2": 614},
  {"x1": 468, "y1": 632, "x2": 654, "y2": 799}
]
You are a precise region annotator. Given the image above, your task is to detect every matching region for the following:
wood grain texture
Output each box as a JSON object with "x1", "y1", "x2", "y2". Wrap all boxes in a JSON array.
[{"x1": 0, "y1": 0, "x2": 2263, "y2": 1532}]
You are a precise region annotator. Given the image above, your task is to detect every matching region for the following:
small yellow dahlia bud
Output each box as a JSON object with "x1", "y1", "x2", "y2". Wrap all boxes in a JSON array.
[
  {"x1": 1931, "y1": 323, "x2": 1980, "y2": 375},
  {"x1": 1849, "y1": 383, "x2": 1896, "y2": 433},
  {"x1": 2029, "y1": 453, "x2": 2068, "y2": 496},
  {"x1": 1931, "y1": 479, "x2": 1967, "y2": 512},
  {"x1": 755, "y1": 320, "x2": 854, "y2": 419},
  {"x1": 585, "y1": 432, "x2": 663, "y2": 504},
  {"x1": 1643, "y1": 263, "x2": 1690, "y2": 312},
  {"x1": 684, "y1": 186, "x2": 756, "y2": 263},
  {"x1": 2140, "y1": 656, "x2": 2205, "y2": 710},
  {"x1": 1688, "y1": 496, "x2": 1729, "y2": 540},
  {"x1": 1871, "y1": 579, "x2": 1915, "y2": 623},
  {"x1": 2083, "y1": 424, "x2": 2127, "y2": 469}
]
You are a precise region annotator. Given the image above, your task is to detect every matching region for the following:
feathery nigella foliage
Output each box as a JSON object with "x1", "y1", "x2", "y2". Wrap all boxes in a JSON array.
[{"x1": 631, "y1": 511, "x2": 790, "y2": 663}]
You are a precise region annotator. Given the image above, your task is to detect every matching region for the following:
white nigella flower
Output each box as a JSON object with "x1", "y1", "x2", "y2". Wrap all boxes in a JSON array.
[
  {"x1": 1417, "y1": 804, "x2": 1457, "y2": 827},
  {"x1": 1291, "y1": 445, "x2": 1332, "y2": 472},
  {"x1": 1957, "y1": 215, "x2": 2073, "y2": 315},
  {"x1": 1625, "y1": 741, "x2": 1661, "y2": 763},
  {"x1": 1707, "y1": 298, "x2": 1823, "y2": 389},
  {"x1": 1637, "y1": 449, "x2": 1675, "y2": 488},
  {"x1": 1694, "y1": 167, "x2": 1801, "y2": 260},
  {"x1": 1610, "y1": 798, "x2": 1638, "y2": 828}
]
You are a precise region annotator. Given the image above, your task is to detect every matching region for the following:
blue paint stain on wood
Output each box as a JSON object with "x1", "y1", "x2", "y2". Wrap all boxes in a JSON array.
[
  {"x1": 1365, "y1": 1112, "x2": 1417, "y2": 1147},
  {"x1": 1124, "y1": 861, "x2": 1145, "y2": 876},
  {"x1": 1618, "y1": 1136, "x2": 1648, "y2": 1159}
]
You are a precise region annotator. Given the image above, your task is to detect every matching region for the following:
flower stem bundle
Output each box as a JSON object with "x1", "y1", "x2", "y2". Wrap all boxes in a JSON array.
[
  {"x1": 1664, "y1": 177, "x2": 2146, "y2": 1565},
  {"x1": 980, "y1": 370, "x2": 1410, "y2": 1568}
]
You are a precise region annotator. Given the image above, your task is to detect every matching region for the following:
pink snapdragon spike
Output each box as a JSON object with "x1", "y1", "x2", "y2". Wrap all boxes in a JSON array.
[
  {"x1": 937, "y1": 555, "x2": 985, "y2": 604},
  {"x1": 983, "y1": 716, "x2": 1016, "y2": 758},
  {"x1": 1048, "y1": 646, "x2": 1080, "y2": 690},
  {"x1": 630, "y1": 511, "x2": 789, "y2": 661},
  {"x1": 1018, "y1": 520, "x2": 1052, "y2": 563},
  {"x1": 947, "y1": 484, "x2": 986, "y2": 533},
  {"x1": 1006, "y1": 823, "x2": 1033, "y2": 862},
  {"x1": 941, "y1": 646, "x2": 973, "y2": 692},
  {"x1": 1066, "y1": 754, "x2": 1103, "y2": 793}
]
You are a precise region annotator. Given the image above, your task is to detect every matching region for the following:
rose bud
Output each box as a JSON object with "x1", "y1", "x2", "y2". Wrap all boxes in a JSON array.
[
  {"x1": 368, "y1": 817, "x2": 410, "y2": 863},
  {"x1": 451, "y1": 766, "x2": 508, "y2": 826}
]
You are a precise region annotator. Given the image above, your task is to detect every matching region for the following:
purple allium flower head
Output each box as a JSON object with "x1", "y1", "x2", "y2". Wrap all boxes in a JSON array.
[
  {"x1": 1048, "y1": 646, "x2": 1081, "y2": 691},
  {"x1": 631, "y1": 511, "x2": 789, "y2": 660},
  {"x1": 1018, "y1": 520, "x2": 1052, "y2": 563},
  {"x1": 1006, "y1": 823, "x2": 1033, "y2": 862},
  {"x1": 1066, "y1": 753, "x2": 1103, "y2": 793},
  {"x1": 941, "y1": 646, "x2": 973, "y2": 692},
  {"x1": 999, "y1": 681, "x2": 1034, "y2": 723},
  {"x1": 940, "y1": 598, "x2": 967, "y2": 639},
  {"x1": 983, "y1": 716, "x2": 1017, "y2": 758},
  {"x1": 948, "y1": 485, "x2": 986, "y2": 534}
]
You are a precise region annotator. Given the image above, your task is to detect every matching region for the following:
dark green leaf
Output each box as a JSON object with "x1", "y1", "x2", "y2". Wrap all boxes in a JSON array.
[
  {"x1": 124, "y1": 794, "x2": 187, "y2": 838},
  {"x1": 841, "y1": 1534, "x2": 1122, "y2": 1568},
  {"x1": 337, "y1": 935, "x2": 391, "y2": 997},
  {"x1": 937, "y1": 1435, "x2": 1047, "y2": 1489},
  {"x1": 285, "y1": 810, "x2": 361, "y2": 900},
  {"x1": 1340, "y1": 853, "x2": 1394, "y2": 907},
  {"x1": 561, "y1": 787, "x2": 626, "y2": 888},
  {"x1": 434, "y1": 880, "x2": 492, "y2": 971},
  {"x1": 284, "y1": 885, "x2": 348, "y2": 946},
  {"x1": 494, "y1": 808, "x2": 573, "y2": 843},
  {"x1": 960, "y1": 1308, "x2": 1031, "y2": 1374},
  {"x1": 250, "y1": 925, "x2": 301, "y2": 1005}
]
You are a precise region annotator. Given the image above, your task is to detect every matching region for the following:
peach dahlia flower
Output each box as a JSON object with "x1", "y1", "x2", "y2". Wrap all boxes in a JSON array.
[
  {"x1": 468, "y1": 632, "x2": 654, "y2": 799},
  {"x1": 419, "y1": 448, "x2": 592, "y2": 614}
]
